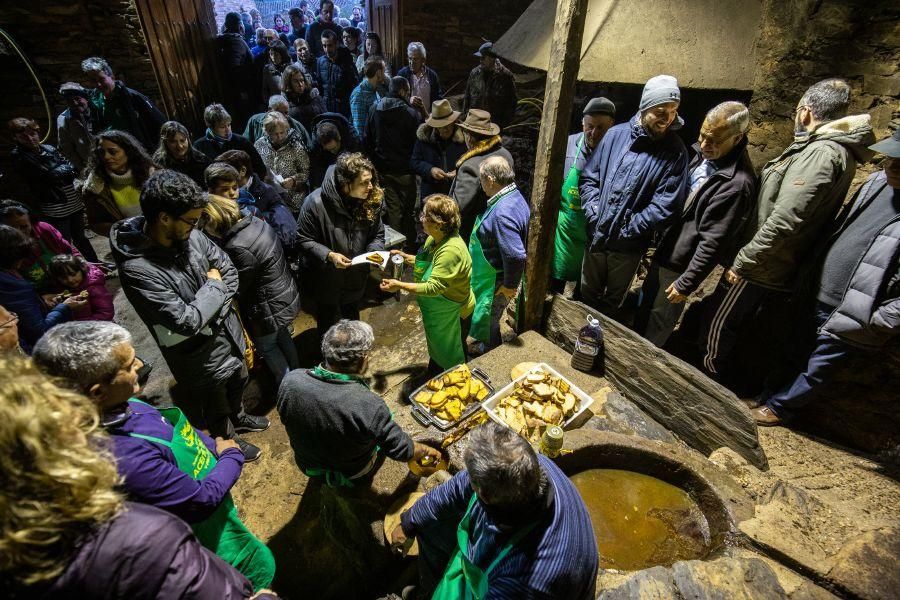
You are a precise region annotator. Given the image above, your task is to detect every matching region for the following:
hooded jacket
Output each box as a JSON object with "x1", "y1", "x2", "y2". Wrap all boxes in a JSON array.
[
  {"x1": 732, "y1": 114, "x2": 875, "y2": 290},
  {"x1": 110, "y1": 217, "x2": 245, "y2": 388},
  {"x1": 66, "y1": 263, "x2": 115, "y2": 322},
  {"x1": 411, "y1": 123, "x2": 467, "y2": 198},
  {"x1": 217, "y1": 213, "x2": 300, "y2": 337},
  {"x1": 297, "y1": 165, "x2": 385, "y2": 305},
  {"x1": 654, "y1": 139, "x2": 757, "y2": 295},
  {"x1": 449, "y1": 135, "x2": 515, "y2": 241},
  {"x1": 580, "y1": 113, "x2": 689, "y2": 254},
  {"x1": 365, "y1": 95, "x2": 421, "y2": 175}
]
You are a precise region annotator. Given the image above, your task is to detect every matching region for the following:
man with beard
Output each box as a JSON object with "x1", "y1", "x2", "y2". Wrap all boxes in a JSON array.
[
  {"x1": 316, "y1": 29, "x2": 359, "y2": 119},
  {"x1": 305, "y1": 0, "x2": 342, "y2": 58},
  {"x1": 579, "y1": 75, "x2": 688, "y2": 320},
  {"x1": 110, "y1": 170, "x2": 268, "y2": 461}
]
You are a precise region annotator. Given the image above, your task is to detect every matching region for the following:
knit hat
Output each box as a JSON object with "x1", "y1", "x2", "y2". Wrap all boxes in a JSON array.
[
  {"x1": 583, "y1": 97, "x2": 616, "y2": 118},
  {"x1": 639, "y1": 75, "x2": 680, "y2": 112}
]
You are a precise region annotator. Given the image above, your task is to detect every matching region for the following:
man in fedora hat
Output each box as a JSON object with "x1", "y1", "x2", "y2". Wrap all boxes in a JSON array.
[
  {"x1": 57, "y1": 82, "x2": 101, "y2": 175},
  {"x1": 450, "y1": 109, "x2": 514, "y2": 242},
  {"x1": 551, "y1": 97, "x2": 617, "y2": 293},
  {"x1": 411, "y1": 99, "x2": 467, "y2": 202},
  {"x1": 463, "y1": 41, "x2": 517, "y2": 130},
  {"x1": 749, "y1": 126, "x2": 900, "y2": 427}
]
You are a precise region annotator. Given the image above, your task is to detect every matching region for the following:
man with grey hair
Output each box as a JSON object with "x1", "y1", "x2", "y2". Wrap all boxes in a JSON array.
[
  {"x1": 579, "y1": 74, "x2": 689, "y2": 322},
  {"x1": 31, "y1": 321, "x2": 276, "y2": 588},
  {"x1": 242, "y1": 93, "x2": 311, "y2": 145},
  {"x1": 80, "y1": 56, "x2": 166, "y2": 151},
  {"x1": 277, "y1": 319, "x2": 441, "y2": 487},
  {"x1": 397, "y1": 41, "x2": 443, "y2": 119},
  {"x1": 636, "y1": 101, "x2": 757, "y2": 347},
  {"x1": 391, "y1": 422, "x2": 598, "y2": 598},
  {"x1": 468, "y1": 155, "x2": 530, "y2": 352},
  {"x1": 699, "y1": 78, "x2": 875, "y2": 380}
]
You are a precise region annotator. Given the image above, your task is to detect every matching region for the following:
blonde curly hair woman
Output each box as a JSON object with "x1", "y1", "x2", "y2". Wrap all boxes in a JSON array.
[{"x1": 0, "y1": 356, "x2": 255, "y2": 598}]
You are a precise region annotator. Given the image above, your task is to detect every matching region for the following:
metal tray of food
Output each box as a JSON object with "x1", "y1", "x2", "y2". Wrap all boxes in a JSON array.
[
  {"x1": 408, "y1": 364, "x2": 494, "y2": 431},
  {"x1": 482, "y1": 363, "x2": 594, "y2": 444}
]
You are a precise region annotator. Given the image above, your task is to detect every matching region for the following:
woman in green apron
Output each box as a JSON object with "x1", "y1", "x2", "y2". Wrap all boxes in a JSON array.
[{"x1": 380, "y1": 194, "x2": 475, "y2": 373}]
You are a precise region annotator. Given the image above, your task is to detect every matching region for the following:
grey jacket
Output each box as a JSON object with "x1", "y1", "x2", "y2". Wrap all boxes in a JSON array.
[
  {"x1": 110, "y1": 217, "x2": 245, "y2": 387},
  {"x1": 733, "y1": 114, "x2": 875, "y2": 290},
  {"x1": 56, "y1": 108, "x2": 97, "y2": 176},
  {"x1": 821, "y1": 171, "x2": 900, "y2": 348},
  {"x1": 449, "y1": 135, "x2": 515, "y2": 241}
]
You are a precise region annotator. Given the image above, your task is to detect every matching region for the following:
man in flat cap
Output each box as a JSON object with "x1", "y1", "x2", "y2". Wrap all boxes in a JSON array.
[
  {"x1": 551, "y1": 97, "x2": 616, "y2": 292},
  {"x1": 57, "y1": 82, "x2": 100, "y2": 175},
  {"x1": 579, "y1": 75, "x2": 688, "y2": 321},
  {"x1": 463, "y1": 42, "x2": 517, "y2": 130}
]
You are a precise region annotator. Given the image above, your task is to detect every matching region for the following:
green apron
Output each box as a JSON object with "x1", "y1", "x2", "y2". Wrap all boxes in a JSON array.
[
  {"x1": 468, "y1": 188, "x2": 518, "y2": 344},
  {"x1": 431, "y1": 495, "x2": 538, "y2": 600},
  {"x1": 126, "y1": 400, "x2": 275, "y2": 592},
  {"x1": 551, "y1": 134, "x2": 588, "y2": 281},
  {"x1": 414, "y1": 239, "x2": 474, "y2": 370}
]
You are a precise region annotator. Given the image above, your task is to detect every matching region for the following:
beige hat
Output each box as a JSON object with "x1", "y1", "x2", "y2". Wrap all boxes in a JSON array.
[
  {"x1": 456, "y1": 109, "x2": 500, "y2": 136},
  {"x1": 425, "y1": 99, "x2": 461, "y2": 128}
]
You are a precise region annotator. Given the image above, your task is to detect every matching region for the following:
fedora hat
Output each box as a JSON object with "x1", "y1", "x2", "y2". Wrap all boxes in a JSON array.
[
  {"x1": 457, "y1": 109, "x2": 500, "y2": 136},
  {"x1": 426, "y1": 99, "x2": 461, "y2": 128},
  {"x1": 869, "y1": 127, "x2": 900, "y2": 158}
]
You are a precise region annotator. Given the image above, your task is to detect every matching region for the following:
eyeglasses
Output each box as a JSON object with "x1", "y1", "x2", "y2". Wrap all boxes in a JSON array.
[
  {"x1": 0, "y1": 312, "x2": 18, "y2": 329},
  {"x1": 177, "y1": 213, "x2": 209, "y2": 230}
]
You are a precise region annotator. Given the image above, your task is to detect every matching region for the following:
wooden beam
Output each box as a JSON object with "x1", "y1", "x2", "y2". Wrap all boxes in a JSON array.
[
  {"x1": 522, "y1": 0, "x2": 590, "y2": 330},
  {"x1": 543, "y1": 294, "x2": 769, "y2": 469}
]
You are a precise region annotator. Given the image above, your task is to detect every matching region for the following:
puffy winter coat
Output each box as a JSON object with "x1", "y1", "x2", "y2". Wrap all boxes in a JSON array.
[
  {"x1": 365, "y1": 95, "x2": 421, "y2": 175},
  {"x1": 316, "y1": 47, "x2": 359, "y2": 119},
  {"x1": 297, "y1": 165, "x2": 385, "y2": 305},
  {"x1": 110, "y1": 217, "x2": 245, "y2": 388},
  {"x1": 64, "y1": 263, "x2": 115, "y2": 322},
  {"x1": 580, "y1": 113, "x2": 688, "y2": 253},
  {"x1": 411, "y1": 123, "x2": 467, "y2": 198},
  {"x1": 11, "y1": 144, "x2": 79, "y2": 211},
  {"x1": 449, "y1": 135, "x2": 515, "y2": 241},
  {"x1": 654, "y1": 139, "x2": 757, "y2": 295},
  {"x1": 218, "y1": 213, "x2": 300, "y2": 336},
  {"x1": 287, "y1": 91, "x2": 327, "y2": 136},
  {"x1": 254, "y1": 128, "x2": 311, "y2": 211},
  {"x1": 732, "y1": 114, "x2": 875, "y2": 290},
  {"x1": 821, "y1": 171, "x2": 900, "y2": 348}
]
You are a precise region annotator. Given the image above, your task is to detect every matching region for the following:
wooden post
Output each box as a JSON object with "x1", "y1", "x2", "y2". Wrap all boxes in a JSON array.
[{"x1": 522, "y1": 0, "x2": 590, "y2": 331}]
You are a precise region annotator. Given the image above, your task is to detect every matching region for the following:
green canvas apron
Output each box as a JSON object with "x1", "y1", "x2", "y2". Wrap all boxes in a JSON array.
[
  {"x1": 551, "y1": 134, "x2": 588, "y2": 281},
  {"x1": 468, "y1": 188, "x2": 517, "y2": 344},
  {"x1": 414, "y1": 239, "x2": 472, "y2": 370},
  {"x1": 431, "y1": 495, "x2": 538, "y2": 600},
  {"x1": 126, "y1": 400, "x2": 275, "y2": 592}
]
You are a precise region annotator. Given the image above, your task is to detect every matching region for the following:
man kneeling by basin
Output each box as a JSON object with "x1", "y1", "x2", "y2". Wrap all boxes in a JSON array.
[{"x1": 391, "y1": 421, "x2": 599, "y2": 598}]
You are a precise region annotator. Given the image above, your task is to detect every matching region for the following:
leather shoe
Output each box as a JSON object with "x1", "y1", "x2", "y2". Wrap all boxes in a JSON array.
[
  {"x1": 751, "y1": 405, "x2": 782, "y2": 426},
  {"x1": 741, "y1": 396, "x2": 763, "y2": 409}
]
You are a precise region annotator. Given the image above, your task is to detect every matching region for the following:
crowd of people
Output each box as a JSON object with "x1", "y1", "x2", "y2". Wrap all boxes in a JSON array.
[{"x1": 1, "y1": 0, "x2": 898, "y2": 595}]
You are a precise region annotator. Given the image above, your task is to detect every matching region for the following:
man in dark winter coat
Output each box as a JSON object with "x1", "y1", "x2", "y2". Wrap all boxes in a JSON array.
[
  {"x1": 297, "y1": 152, "x2": 384, "y2": 338},
  {"x1": 365, "y1": 76, "x2": 421, "y2": 246},
  {"x1": 636, "y1": 101, "x2": 756, "y2": 346},
  {"x1": 463, "y1": 42, "x2": 517, "y2": 130},
  {"x1": 278, "y1": 319, "x2": 441, "y2": 486},
  {"x1": 316, "y1": 29, "x2": 359, "y2": 119},
  {"x1": 81, "y1": 56, "x2": 166, "y2": 152},
  {"x1": 579, "y1": 75, "x2": 689, "y2": 321},
  {"x1": 750, "y1": 129, "x2": 900, "y2": 426},
  {"x1": 305, "y1": 0, "x2": 342, "y2": 57},
  {"x1": 110, "y1": 170, "x2": 269, "y2": 462},
  {"x1": 411, "y1": 99, "x2": 467, "y2": 199},
  {"x1": 216, "y1": 12, "x2": 256, "y2": 130},
  {"x1": 193, "y1": 103, "x2": 268, "y2": 180},
  {"x1": 450, "y1": 109, "x2": 515, "y2": 242},
  {"x1": 700, "y1": 79, "x2": 875, "y2": 379},
  {"x1": 308, "y1": 112, "x2": 361, "y2": 188}
]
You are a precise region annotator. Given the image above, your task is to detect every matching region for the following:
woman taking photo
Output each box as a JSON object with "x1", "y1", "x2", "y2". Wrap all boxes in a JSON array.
[
  {"x1": 153, "y1": 121, "x2": 211, "y2": 186},
  {"x1": 80, "y1": 129, "x2": 157, "y2": 235},
  {"x1": 255, "y1": 111, "x2": 310, "y2": 213},
  {"x1": 203, "y1": 187, "x2": 301, "y2": 385},
  {"x1": 380, "y1": 194, "x2": 474, "y2": 373}
]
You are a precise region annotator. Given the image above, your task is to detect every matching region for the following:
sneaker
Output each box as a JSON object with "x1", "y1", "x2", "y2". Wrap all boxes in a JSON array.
[
  {"x1": 235, "y1": 435, "x2": 262, "y2": 462},
  {"x1": 234, "y1": 413, "x2": 270, "y2": 433}
]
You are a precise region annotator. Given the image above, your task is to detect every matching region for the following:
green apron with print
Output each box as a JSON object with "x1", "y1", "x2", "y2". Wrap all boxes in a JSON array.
[
  {"x1": 414, "y1": 239, "x2": 475, "y2": 370},
  {"x1": 468, "y1": 188, "x2": 522, "y2": 344},
  {"x1": 551, "y1": 134, "x2": 588, "y2": 281},
  {"x1": 126, "y1": 400, "x2": 275, "y2": 591},
  {"x1": 431, "y1": 495, "x2": 538, "y2": 600}
]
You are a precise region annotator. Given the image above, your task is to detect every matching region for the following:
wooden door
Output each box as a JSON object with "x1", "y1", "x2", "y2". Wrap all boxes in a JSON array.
[
  {"x1": 133, "y1": 0, "x2": 223, "y2": 136},
  {"x1": 367, "y1": 0, "x2": 402, "y2": 74}
]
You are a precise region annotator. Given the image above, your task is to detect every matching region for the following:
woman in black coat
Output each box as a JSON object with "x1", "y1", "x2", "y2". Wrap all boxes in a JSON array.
[{"x1": 204, "y1": 191, "x2": 301, "y2": 385}]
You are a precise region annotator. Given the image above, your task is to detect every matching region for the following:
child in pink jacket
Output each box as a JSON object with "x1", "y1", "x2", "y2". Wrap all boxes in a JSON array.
[{"x1": 47, "y1": 254, "x2": 115, "y2": 321}]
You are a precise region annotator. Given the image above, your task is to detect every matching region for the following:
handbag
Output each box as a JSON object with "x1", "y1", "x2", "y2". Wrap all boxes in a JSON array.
[{"x1": 232, "y1": 302, "x2": 258, "y2": 371}]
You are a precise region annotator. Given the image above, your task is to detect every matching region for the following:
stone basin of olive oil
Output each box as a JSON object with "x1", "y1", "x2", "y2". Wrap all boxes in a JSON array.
[{"x1": 570, "y1": 469, "x2": 712, "y2": 570}]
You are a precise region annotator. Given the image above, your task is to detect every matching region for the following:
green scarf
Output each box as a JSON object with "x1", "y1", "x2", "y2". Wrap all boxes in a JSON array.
[{"x1": 312, "y1": 364, "x2": 370, "y2": 389}]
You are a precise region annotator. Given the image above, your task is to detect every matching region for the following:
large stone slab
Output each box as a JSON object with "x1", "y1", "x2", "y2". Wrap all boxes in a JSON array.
[{"x1": 543, "y1": 294, "x2": 768, "y2": 469}]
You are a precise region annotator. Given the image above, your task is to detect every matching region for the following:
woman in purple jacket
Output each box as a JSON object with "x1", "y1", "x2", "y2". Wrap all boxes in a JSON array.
[
  {"x1": 31, "y1": 321, "x2": 276, "y2": 592},
  {"x1": 0, "y1": 355, "x2": 257, "y2": 599}
]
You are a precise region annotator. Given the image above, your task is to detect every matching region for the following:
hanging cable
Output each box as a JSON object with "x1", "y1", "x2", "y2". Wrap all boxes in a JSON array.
[{"x1": 0, "y1": 27, "x2": 53, "y2": 143}]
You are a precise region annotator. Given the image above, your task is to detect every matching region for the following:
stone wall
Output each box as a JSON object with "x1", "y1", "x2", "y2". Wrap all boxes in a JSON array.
[{"x1": 400, "y1": 0, "x2": 526, "y2": 92}]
